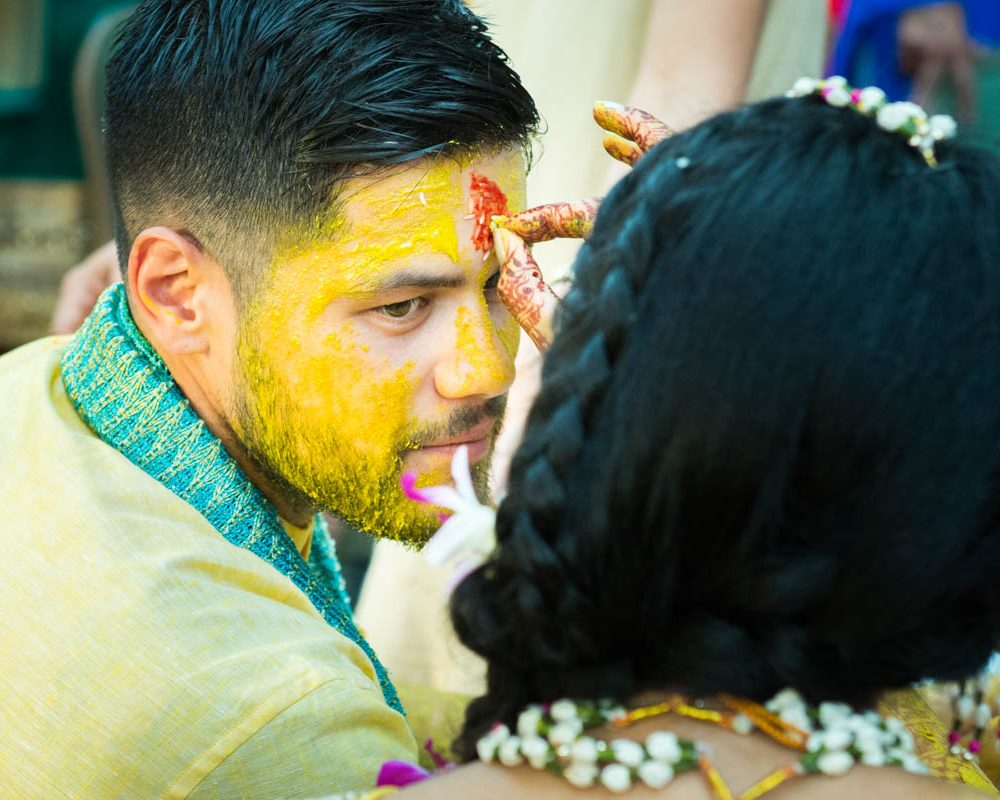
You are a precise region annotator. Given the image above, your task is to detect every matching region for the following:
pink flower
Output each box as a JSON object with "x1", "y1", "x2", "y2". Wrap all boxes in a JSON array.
[
  {"x1": 401, "y1": 445, "x2": 497, "y2": 591},
  {"x1": 376, "y1": 760, "x2": 430, "y2": 787}
]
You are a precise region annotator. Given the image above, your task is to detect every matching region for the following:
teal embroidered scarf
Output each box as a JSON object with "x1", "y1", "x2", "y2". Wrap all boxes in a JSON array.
[{"x1": 61, "y1": 284, "x2": 402, "y2": 714}]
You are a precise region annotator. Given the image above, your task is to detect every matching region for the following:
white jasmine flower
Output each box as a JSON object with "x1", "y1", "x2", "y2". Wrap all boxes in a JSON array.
[
  {"x1": 520, "y1": 735, "x2": 550, "y2": 769},
  {"x1": 476, "y1": 722, "x2": 510, "y2": 762},
  {"x1": 731, "y1": 714, "x2": 754, "y2": 735},
  {"x1": 403, "y1": 445, "x2": 497, "y2": 591},
  {"x1": 885, "y1": 746, "x2": 907, "y2": 764},
  {"x1": 853, "y1": 726, "x2": 882, "y2": 753},
  {"x1": 824, "y1": 86, "x2": 851, "y2": 107},
  {"x1": 888, "y1": 747, "x2": 928, "y2": 773},
  {"x1": 476, "y1": 736, "x2": 500, "y2": 763},
  {"x1": 788, "y1": 77, "x2": 820, "y2": 97},
  {"x1": 548, "y1": 721, "x2": 583, "y2": 748},
  {"x1": 956, "y1": 694, "x2": 976, "y2": 723},
  {"x1": 638, "y1": 760, "x2": 675, "y2": 789},
  {"x1": 817, "y1": 750, "x2": 855, "y2": 775},
  {"x1": 929, "y1": 114, "x2": 957, "y2": 140},
  {"x1": 845, "y1": 713, "x2": 877, "y2": 735},
  {"x1": 876, "y1": 103, "x2": 908, "y2": 131},
  {"x1": 818, "y1": 702, "x2": 852, "y2": 727},
  {"x1": 490, "y1": 723, "x2": 511, "y2": 740},
  {"x1": 885, "y1": 717, "x2": 907, "y2": 735},
  {"x1": 767, "y1": 688, "x2": 805, "y2": 712},
  {"x1": 976, "y1": 702, "x2": 993, "y2": 729},
  {"x1": 550, "y1": 699, "x2": 578, "y2": 723},
  {"x1": 611, "y1": 739, "x2": 645, "y2": 768},
  {"x1": 901, "y1": 755, "x2": 930, "y2": 775},
  {"x1": 570, "y1": 737, "x2": 600, "y2": 763},
  {"x1": 826, "y1": 75, "x2": 849, "y2": 89},
  {"x1": 497, "y1": 736, "x2": 524, "y2": 767},
  {"x1": 646, "y1": 731, "x2": 682, "y2": 764},
  {"x1": 779, "y1": 705, "x2": 814, "y2": 733},
  {"x1": 600, "y1": 763, "x2": 632, "y2": 793},
  {"x1": 821, "y1": 725, "x2": 853, "y2": 751},
  {"x1": 857, "y1": 86, "x2": 886, "y2": 111},
  {"x1": 565, "y1": 762, "x2": 598, "y2": 788},
  {"x1": 859, "y1": 745, "x2": 886, "y2": 767},
  {"x1": 879, "y1": 727, "x2": 898, "y2": 746},
  {"x1": 517, "y1": 706, "x2": 543, "y2": 737}
]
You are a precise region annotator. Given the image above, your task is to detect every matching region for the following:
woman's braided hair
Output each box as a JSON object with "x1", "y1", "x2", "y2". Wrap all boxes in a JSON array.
[{"x1": 451, "y1": 97, "x2": 1000, "y2": 760}]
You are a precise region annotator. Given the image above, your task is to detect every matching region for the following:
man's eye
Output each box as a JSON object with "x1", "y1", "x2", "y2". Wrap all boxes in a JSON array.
[{"x1": 379, "y1": 298, "x2": 423, "y2": 319}]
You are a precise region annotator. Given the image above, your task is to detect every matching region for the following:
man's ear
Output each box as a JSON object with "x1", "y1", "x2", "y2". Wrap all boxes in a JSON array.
[{"x1": 126, "y1": 227, "x2": 229, "y2": 355}]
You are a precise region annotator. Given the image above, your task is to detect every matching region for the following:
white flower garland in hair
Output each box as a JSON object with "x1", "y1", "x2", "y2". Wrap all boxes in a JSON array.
[{"x1": 786, "y1": 76, "x2": 957, "y2": 167}]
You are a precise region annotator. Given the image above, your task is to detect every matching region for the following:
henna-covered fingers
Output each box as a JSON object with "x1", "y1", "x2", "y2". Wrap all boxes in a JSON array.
[
  {"x1": 487, "y1": 102, "x2": 671, "y2": 349},
  {"x1": 492, "y1": 226, "x2": 558, "y2": 351},
  {"x1": 492, "y1": 197, "x2": 601, "y2": 245},
  {"x1": 602, "y1": 134, "x2": 644, "y2": 167},
  {"x1": 593, "y1": 101, "x2": 673, "y2": 153}
]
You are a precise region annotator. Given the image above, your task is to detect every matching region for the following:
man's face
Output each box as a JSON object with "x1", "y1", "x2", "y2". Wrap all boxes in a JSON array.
[{"x1": 229, "y1": 150, "x2": 526, "y2": 543}]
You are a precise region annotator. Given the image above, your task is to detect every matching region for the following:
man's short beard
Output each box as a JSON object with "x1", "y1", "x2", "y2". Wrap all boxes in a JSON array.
[
  {"x1": 227, "y1": 358, "x2": 507, "y2": 542},
  {"x1": 404, "y1": 394, "x2": 507, "y2": 503}
]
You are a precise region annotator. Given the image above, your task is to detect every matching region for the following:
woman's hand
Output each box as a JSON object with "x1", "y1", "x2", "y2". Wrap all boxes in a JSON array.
[{"x1": 493, "y1": 103, "x2": 671, "y2": 350}]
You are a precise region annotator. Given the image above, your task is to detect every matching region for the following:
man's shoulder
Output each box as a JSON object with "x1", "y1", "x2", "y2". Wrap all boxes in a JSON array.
[
  {"x1": 0, "y1": 338, "x2": 399, "y2": 795},
  {"x1": 0, "y1": 334, "x2": 213, "y2": 546},
  {"x1": 0, "y1": 335, "x2": 70, "y2": 420}
]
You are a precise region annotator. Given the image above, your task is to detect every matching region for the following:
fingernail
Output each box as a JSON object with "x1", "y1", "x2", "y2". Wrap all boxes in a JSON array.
[
  {"x1": 492, "y1": 226, "x2": 510, "y2": 263},
  {"x1": 597, "y1": 100, "x2": 625, "y2": 112}
]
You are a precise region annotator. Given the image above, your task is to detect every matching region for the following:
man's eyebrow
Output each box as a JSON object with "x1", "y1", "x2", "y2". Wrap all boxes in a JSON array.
[{"x1": 359, "y1": 269, "x2": 468, "y2": 294}]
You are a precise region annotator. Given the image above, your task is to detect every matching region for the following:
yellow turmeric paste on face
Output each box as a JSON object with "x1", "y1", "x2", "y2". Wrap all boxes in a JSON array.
[{"x1": 230, "y1": 153, "x2": 525, "y2": 543}]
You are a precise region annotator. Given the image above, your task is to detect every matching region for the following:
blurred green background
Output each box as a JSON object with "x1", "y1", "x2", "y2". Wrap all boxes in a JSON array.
[{"x1": 0, "y1": 0, "x2": 133, "y2": 353}]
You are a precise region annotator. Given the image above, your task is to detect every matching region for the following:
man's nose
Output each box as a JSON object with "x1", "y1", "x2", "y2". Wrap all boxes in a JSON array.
[{"x1": 433, "y1": 305, "x2": 516, "y2": 400}]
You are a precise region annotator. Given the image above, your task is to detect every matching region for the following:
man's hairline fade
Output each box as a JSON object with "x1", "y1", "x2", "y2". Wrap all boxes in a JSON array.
[{"x1": 104, "y1": 0, "x2": 539, "y2": 306}]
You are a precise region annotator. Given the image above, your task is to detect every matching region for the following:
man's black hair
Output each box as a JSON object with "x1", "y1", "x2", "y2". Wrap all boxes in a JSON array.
[
  {"x1": 105, "y1": 0, "x2": 539, "y2": 296},
  {"x1": 450, "y1": 96, "x2": 1000, "y2": 758}
]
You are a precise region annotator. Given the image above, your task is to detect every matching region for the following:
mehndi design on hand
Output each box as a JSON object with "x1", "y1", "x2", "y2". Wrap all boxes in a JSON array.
[
  {"x1": 493, "y1": 197, "x2": 601, "y2": 243},
  {"x1": 492, "y1": 225, "x2": 559, "y2": 352},
  {"x1": 593, "y1": 100, "x2": 674, "y2": 155},
  {"x1": 493, "y1": 102, "x2": 672, "y2": 350}
]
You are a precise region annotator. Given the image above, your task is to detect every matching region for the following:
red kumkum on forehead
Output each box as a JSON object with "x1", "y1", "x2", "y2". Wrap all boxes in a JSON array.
[{"x1": 468, "y1": 173, "x2": 510, "y2": 254}]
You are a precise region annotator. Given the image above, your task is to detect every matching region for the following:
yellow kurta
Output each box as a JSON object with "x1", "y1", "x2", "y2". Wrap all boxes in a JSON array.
[{"x1": 0, "y1": 338, "x2": 416, "y2": 798}]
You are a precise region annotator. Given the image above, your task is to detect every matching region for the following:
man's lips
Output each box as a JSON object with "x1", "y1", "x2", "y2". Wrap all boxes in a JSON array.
[{"x1": 418, "y1": 418, "x2": 496, "y2": 450}]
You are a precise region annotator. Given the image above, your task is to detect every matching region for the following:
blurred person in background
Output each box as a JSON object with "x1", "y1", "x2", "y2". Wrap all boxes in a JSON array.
[
  {"x1": 0, "y1": 0, "x2": 134, "y2": 353},
  {"x1": 830, "y1": 1, "x2": 1000, "y2": 149}
]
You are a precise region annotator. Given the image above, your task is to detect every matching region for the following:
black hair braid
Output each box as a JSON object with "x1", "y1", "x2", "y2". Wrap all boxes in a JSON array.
[
  {"x1": 454, "y1": 98, "x2": 1000, "y2": 762},
  {"x1": 450, "y1": 157, "x2": 682, "y2": 760}
]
